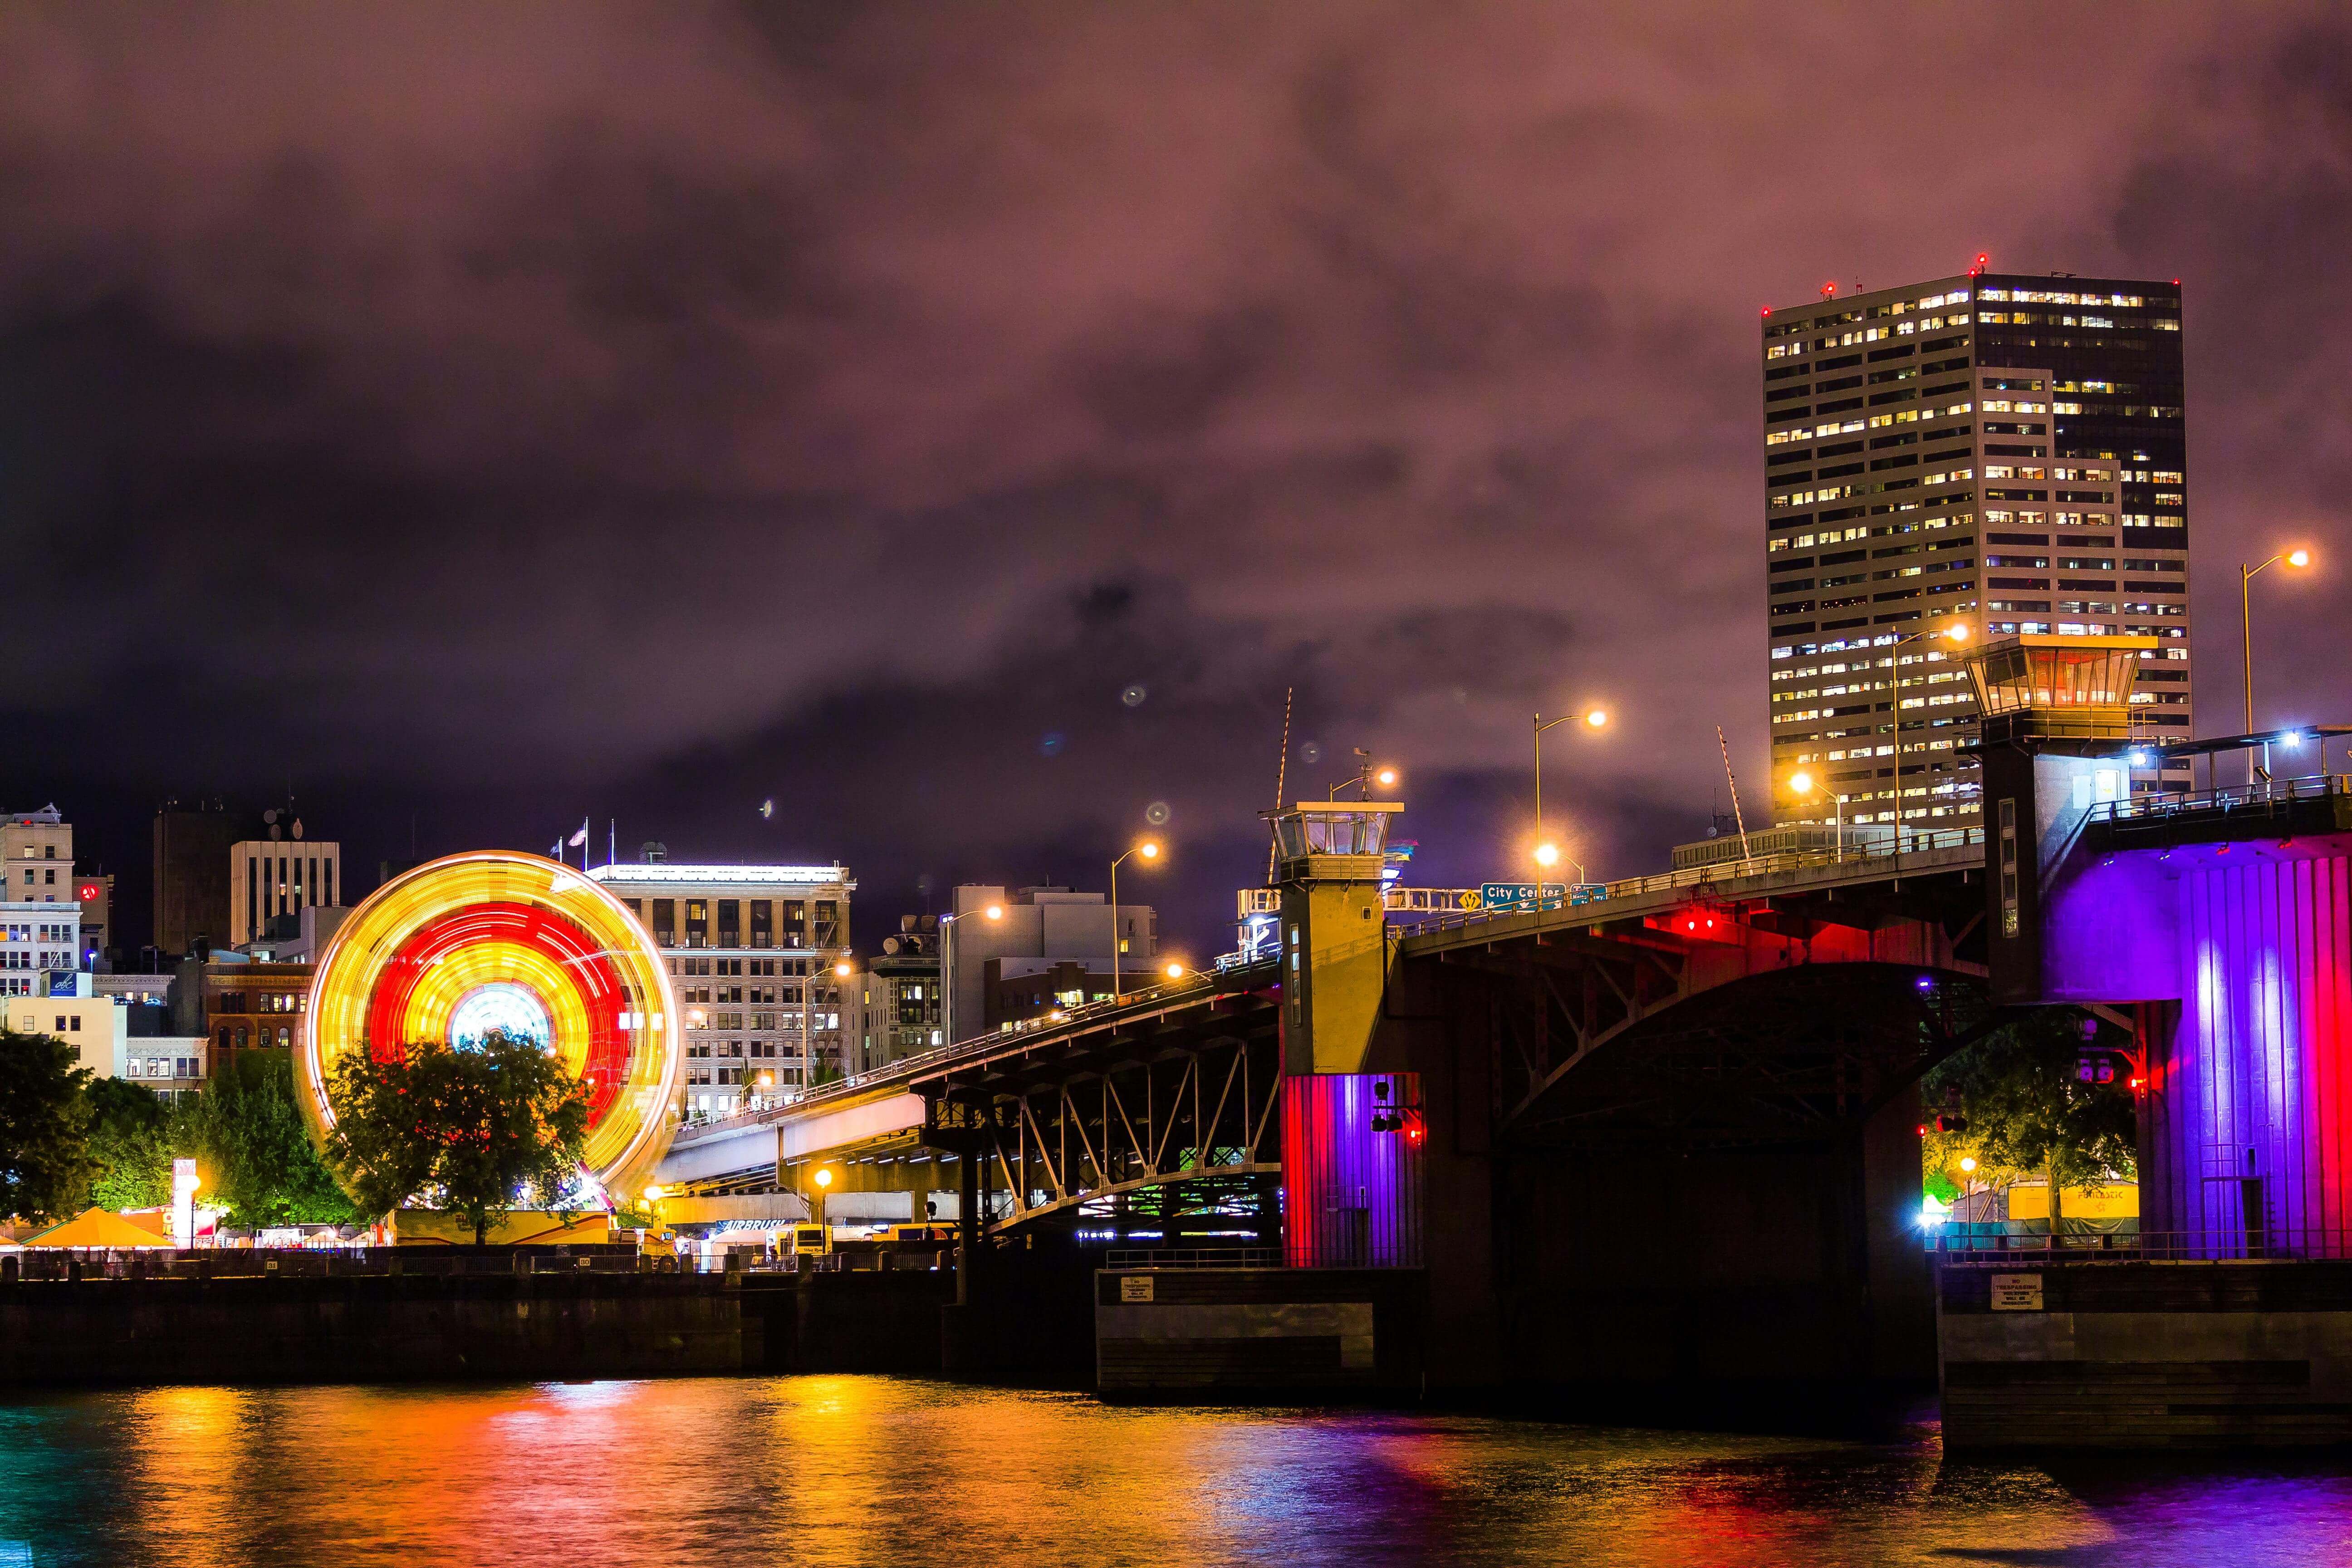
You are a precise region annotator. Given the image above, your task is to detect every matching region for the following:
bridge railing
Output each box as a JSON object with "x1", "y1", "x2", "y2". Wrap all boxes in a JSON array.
[
  {"x1": 2093, "y1": 773, "x2": 2349, "y2": 827},
  {"x1": 1387, "y1": 827, "x2": 1986, "y2": 941},
  {"x1": 1931, "y1": 1225, "x2": 2352, "y2": 1263}
]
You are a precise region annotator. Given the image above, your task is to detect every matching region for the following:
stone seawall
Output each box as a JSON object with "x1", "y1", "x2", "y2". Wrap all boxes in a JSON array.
[
  {"x1": 1940, "y1": 1259, "x2": 2352, "y2": 1448},
  {"x1": 0, "y1": 1273, "x2": 755, "y2": 1387}
]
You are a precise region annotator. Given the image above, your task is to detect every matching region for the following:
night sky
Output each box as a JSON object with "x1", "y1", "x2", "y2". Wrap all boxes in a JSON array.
[{"x1": 3, "y1": 5, "x2": 2348, "y2": 958}]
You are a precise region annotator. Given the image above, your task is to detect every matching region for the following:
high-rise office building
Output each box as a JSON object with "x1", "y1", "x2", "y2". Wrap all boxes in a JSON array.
[{"x1": 1761, "y1": 266, "x2": 2194, "y2": 831}]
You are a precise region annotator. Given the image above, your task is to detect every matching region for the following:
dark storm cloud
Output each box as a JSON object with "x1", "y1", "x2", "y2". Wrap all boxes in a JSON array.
[{"x1": 1, "y1": 2, "x2": 2349, "y2": 950}]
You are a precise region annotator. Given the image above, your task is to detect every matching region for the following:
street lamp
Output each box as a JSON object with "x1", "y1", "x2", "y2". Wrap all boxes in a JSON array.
[
  {"x1": 2241, "y1": 548, "x2": 2313, "y2": 777},
  {"x1": 1529, "y1": 839, "x2": 1587, "y2": 883},
  {"x1": 1328, "y1": 750, "x2": 1401, "y2": 799},
  {"x1": 811, "y1": 1166, "x2": 833, "y2": 1232},
  {"x1": 1886, "y1": 621, "x2": 1969, "y2": 856},
  {"x1": 1110, "y1": 840, "x2": 1162, "y2": 1001},
  {"x1": 1532, "y1": 707, "x2": 1608, "y2": 845},
  {"x1": 939, "y1": 902, "x2": 1005, "y2": 1050},
  {"x1": 1788, "y1": 769, "x2": 1843, "y2": 863}
]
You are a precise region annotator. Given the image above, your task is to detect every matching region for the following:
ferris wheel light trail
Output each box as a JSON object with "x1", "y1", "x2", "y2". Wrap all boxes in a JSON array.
[{"x1": 302, "y1": 850, "x2": 683, "y2": 1199}]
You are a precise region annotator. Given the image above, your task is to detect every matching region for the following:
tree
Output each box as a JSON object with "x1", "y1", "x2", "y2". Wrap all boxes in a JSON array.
[
  {"x1": 85, "y1": 1077, "x2": 175, "y2": 1211},
  {"x1": 324, "y1": 1031, "x2": 592, "y2": 1245},
  {"x1": 181, "y1": 1051, "x2": 356, "y2": 1228},
  {"x1": 0, "y1": 1030, "x2": 97, "y2": 1221},
  {"x1": 1923, "y1": 1008, "x2": 2136, "y2": 1232}
]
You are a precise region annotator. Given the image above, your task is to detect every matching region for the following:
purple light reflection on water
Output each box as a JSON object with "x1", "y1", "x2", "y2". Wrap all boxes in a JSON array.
[{"x1": 3, "y1": 1379, "x2": 2351, "y2": 1567}]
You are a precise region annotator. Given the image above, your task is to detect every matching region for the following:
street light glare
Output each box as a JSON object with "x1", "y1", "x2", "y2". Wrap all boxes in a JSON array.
[
  {"x1": 1375, "y1": 767, "x2": 1399, "y2": 788},
  {"x1": 1533, "y1": 842, "x2": 1562, "y2": 868},
  {"x1": 1583, "y1": 709, "x2": 1608, "y2": 728},
  {"x1": 833, "y1": 960, "x2": 852, "y2": 977},
  {"x1": 2288, "y1": 548, "x2": 2312, "y2": 568},
  {"x1": 984, "y1": 904, "x2": 1003, "y2": 920},
  {"x1": 1164, "y1": 961, "x2": 1184, "y2": 979},
  {"x1": 813, "y1": 1168, "x2": 833, "y2": 1188},
  {"x1": 1944, "y1": 623, "x2": 1970, "y2": 643},
  {"x1": 1789, "y1": 770, "x2": 1815, "y2": 795},
  {"x1": 1138, "y1": 841, "x2": 1160, "y2": 859}
]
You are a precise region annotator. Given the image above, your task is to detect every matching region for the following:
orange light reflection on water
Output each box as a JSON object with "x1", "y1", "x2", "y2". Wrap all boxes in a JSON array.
[{"x1": 7, "y1": 1378, "x2": 2352, "y2": 1566}]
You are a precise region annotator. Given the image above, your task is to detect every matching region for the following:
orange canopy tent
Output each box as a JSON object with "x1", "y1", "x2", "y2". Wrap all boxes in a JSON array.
[{"x1": 23, "y1": 1207, "x2": 172, "y2": 1248}]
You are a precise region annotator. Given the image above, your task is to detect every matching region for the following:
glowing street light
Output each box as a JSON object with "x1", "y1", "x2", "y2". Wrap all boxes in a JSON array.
[
  {"x1": 1532, "y1": 706, "x2": 1609, "y2": 848},
  {"x1": 1530, "y1": 840, "x2": 1586, "y2": 883},
  {"x1": 2241, "y1": 546, "x2": 2314, "y2": 742},
  {"x1": 1110, "y1": 839, "x2": 1164, "y2": 1002},
  {"x1": 1162, "y1": 961, "x2": 1186, "y2": 980},
  {"x1": 1328, "y1": 750, "x2": 1400, "y2": 800},
  {"x1": 1788, "y1": 768, "x2": 1842, "y2": 862},
  {"x1": 940, "y1": 902, "x2": 1007, "y2": 1050}
]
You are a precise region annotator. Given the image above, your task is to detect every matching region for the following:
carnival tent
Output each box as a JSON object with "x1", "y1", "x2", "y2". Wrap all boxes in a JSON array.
[{"x1": 23, "y1": 1207, "x2": 171, "y2": 1248}]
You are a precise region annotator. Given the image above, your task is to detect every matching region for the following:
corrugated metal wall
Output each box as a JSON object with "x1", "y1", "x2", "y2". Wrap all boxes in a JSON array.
[
  {"x1": 1280, "y1": 1073, "x2": 1424, "y2": 1268},
  {"x1": 2157, "y1": 853, "x2": 2352, "y2": 1252}
]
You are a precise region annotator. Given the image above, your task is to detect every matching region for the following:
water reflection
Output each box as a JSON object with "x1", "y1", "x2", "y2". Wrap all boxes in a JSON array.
[{"x1": 0, "y1": 1378, "x2": 2346, "y2": 1566}]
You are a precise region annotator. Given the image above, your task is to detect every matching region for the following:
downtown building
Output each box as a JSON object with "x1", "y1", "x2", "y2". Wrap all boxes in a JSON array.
[
  {"x1": 1761, "y1": 268, "x2": 2194, "y2": 833},
  {"x1": 588, "y1": 852, "x2": 855, "y2": 1118}
]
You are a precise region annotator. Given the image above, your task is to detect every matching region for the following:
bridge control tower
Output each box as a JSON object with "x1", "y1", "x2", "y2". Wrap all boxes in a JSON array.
[
  {"x1": 1958, "y1": 634, "x2": 2158, "y2": 1004},
  {"x1": 1264, "y1": 800, "x2": 1401, "y2": 1075}
]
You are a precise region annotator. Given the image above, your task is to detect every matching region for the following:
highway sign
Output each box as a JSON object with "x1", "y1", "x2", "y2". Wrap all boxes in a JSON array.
[{"x1": 1477, "y1": 882, "x2": 1568, "y2": 913}]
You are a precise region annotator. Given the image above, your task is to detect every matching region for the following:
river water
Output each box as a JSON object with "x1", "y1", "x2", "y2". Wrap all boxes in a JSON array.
[{"x1": 1, "y1": 1377, "x2": 2346, "y2": 1566}]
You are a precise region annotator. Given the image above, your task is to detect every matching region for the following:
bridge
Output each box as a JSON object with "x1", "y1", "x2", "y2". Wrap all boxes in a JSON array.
[
  {"x1": 646, "y1": 632, "x2": 2352, "y2": 1401},
  {"x1": 653, "y1": 828, "x2": 1993, "y2": 1221}
]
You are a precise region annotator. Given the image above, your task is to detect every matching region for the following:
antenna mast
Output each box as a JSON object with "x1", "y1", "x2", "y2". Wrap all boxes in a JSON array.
[
  {"x1": 1265, "y1": 686, "x2": 1294, "y2": 885},
  {"x1": 1716, "y1": 726, "x2": 1754, "y2": 868}
]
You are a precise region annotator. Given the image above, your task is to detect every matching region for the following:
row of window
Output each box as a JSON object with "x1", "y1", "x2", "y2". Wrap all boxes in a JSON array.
[
  {"x1": 215, "y1": 991, "x2": 304, "y2": 1013},
  {"x1": 622, "y1": 897, "x2": 840, "y2": 947}
]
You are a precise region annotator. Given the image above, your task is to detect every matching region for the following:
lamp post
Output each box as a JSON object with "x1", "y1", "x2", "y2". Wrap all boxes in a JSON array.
[
  {"x1": 2241, "y1": 548, "x2": 2312, "y2": 782},
  {"x1": 938, "y1": 901, "x2": 1004, "y2": 1049},
  {"x1": 1109, "y1": 841, "x2": 1162, "y2": 1001},
  {"x1": 1788, "y1": 770, "x2": 1843, "y2": 863},
  {"x1": 1328, "y1": 751, "x2": 1401, "y2": 800},
  {"x1": 1886, "y1": 621, "x2": 1970, "y2": 861},
  {"x1": 1529, "y1": 840, "x2": 1588, "y2": 884},
  {"x1": 811, "y1": 1165, "x2": 832, "y2": 1234},
  {"x1": 1532, "y1": 707, "x2": 1608, "y2": 845}
]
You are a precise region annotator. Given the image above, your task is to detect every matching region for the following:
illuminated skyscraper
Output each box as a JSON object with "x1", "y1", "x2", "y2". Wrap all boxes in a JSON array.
[{"x1": 1761, "y1": 267, "x2": 2193, "y2": 832}]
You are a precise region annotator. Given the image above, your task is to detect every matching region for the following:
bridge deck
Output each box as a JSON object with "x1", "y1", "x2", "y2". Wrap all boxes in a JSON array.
[
  {"x1": 656, "y1": 958, "x2": 1279, "y2": 1185},
  {"x1": 1396, "y1": 834, "x2": 1984, "y2": 956}
]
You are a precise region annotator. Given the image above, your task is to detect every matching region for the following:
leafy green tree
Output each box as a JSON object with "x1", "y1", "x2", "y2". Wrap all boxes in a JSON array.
[
  {"x1": 0, "y1": 1030, "x2": 97, "y2": 1221},
  {"x1": 1923, "y1": 1008, "x2": 2136, "y2": 1232},
  {"x1": 181, "y1": 1051, "x2": 356, "y2": 1228},
  {"x1": 86, "y1": 1077, "x2": 175, "y2": 1210},
  {"x1": 324, "y1": 1031, "x2": 592, "y2": 1245}
]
